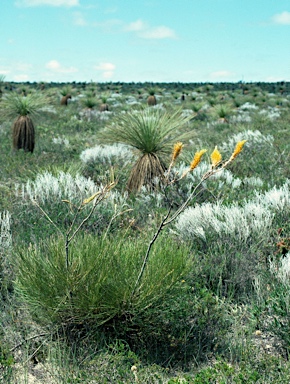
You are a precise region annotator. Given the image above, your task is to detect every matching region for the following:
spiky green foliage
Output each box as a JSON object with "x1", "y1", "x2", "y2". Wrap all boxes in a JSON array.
[
  {"x1": 101, "y1": 108, "x2": 194, "y2": 157},
  {"x1": 99, "y1": 108, "x2": 195, "y2": 191},
  {"x1": 15, "y1": 232, "x2": 190, "y2": 329},
  {"x1": 82, "y1": 97, "x2": 97, "y2": 109},
  {"x1": 211, "y1": 103, "x2": 234, "y2": 121},
  {"x1": 0, "y1": 92, "x2": 47, "y2": 119},
  {"x1": 60, "y1": 86, "x2": 72, "y2": 97}
]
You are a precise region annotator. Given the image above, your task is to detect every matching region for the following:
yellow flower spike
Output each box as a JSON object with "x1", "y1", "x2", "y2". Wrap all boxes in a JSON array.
[
  {"x1": 189, "y1": 149, "x2": 207, "y2": 171},
  {"x1": 210, "y1": 146, "x2": 222, "y2": 167},
  {"x1": 172, "y1": 142, "x2": 183, "y2": 161},
  {"x1": 230, "y1": 140, "x2": 247, "y2": 160},
  {"x1": 82, "y1": 191, "x2": 101, "y2": 205}
]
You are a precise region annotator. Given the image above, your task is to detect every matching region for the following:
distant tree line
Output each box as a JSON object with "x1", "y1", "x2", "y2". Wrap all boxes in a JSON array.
[{"x1": 2, "y1": 80, "x2": 289, "y2": 95}]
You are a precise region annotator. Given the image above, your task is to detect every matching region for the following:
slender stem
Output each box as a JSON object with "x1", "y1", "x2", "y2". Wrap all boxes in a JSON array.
[
  {"x1": 164, "y1": 165, "x2": 226, "y2": 225},
  {"x1": 103, "y1": 208, "x2": 133, "y2": 239},
  {"x1": 67, "y1": 194, "x2": 105, "y2": 243},
  {"x1": 10, "y1": 333, "x2": 48, "y2": 352},
  {"x1": 131, "y1": 165, "x2": 226, "y2": 297},
  {"x1": 32, "y1": 200, "x2": 63, "y2": 236},
  {"x1": 163, "y1": 179, "x2": 204, "y2": 225},
  {"x1": 131, "y1": 208, "x2": 171, "y2": 298},
  {"x1": 65, "y1": 183, "x2": 114, "y2": 268},
  {"x1": 65, "y1": 203, "x2": 83, "y2": 269}
]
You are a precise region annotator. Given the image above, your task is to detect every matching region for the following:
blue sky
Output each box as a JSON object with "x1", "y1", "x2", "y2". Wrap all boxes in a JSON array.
[{"x1": 1, "y1": 0, "x2": 290, "y2": 83}]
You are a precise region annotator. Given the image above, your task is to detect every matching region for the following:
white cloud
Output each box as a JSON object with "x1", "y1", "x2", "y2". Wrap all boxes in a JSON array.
[
  {"x1": 73, "y1": 12, "x2": 87, "y2": 26},
  {"x1": 45, "y1": 60, "x2": 78, "y2": 73},
  {"x1": 94, "y1": 62, "x2": 115, "y2": 79},
  {"x1": 125, "y1": 19, "x2": 147, "y2": 32},
  {"x1": 94, "y1": 62, "x2": 115, "y2": 71},
  {"x1": 102, "y1": 71, "x2": 114, "y2": 79},
  {"x1": 209, "y1": 70, "x2": 236, "y2": 79},
  {"x1": 104, "y1": 6, "x2": 118, "y2": 14},
  {"x1": 15, "y1": 62, "x2": 33, "y2": 71},
  {"x1": 0, "y1": 68, "x2": 10, "y2": 75},
  {"x1": 0, "y1": 61, "x2": 32, "y2": 78},
  {"x1": 92, "y1": 19, "x2": 122, "y2": 32},
  {"x1": 16, "y1": 0, "x2": 79, "y2": 7},
  {"x1": 272, "y1": 11, "x2": 290, "y2": 25},
  {"x1": 140, "y1": 25, "x2": 176, "y2": 39},
  {"x1": 13, "y1": 74, "x2": 29, "y2": 81},
  {"x1": 125, "y1": 19, "x2": 176, "y2": 39}
]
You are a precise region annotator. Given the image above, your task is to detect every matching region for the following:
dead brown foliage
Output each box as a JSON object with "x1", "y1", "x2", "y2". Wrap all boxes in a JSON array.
[
  {"x1": 127, "y1": 153, "x2": 166, "y2": 192},
  {"x1": 13, "y1": 115, "x2": 35, "y2": 153}
]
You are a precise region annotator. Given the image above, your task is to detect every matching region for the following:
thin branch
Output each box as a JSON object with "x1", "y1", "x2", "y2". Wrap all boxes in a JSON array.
[
  {"x1": 131, "y1": 207, "x2": 171, "y2": 298},
  {"x1": 10, "y1": 333, "x2": 48, "y2": 352},
  {"x1": 67, "y1": 193, "x2": 106, "y2": 243},
  {"x1": 103, "y1": 208, "x2": 133, "y2": 239},
  {"x1": 64, "y1": 183, "x2": 115, "y2": 269},
  {"x1": 32, "y1": 200, "x2": 63, "y2": 237}
]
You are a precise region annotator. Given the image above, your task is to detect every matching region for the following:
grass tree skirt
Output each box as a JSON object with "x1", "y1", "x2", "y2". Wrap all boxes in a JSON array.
[
  {"x1": 126, "y1": 153, "x2": 166, "y2": 192},
  {"x1": 13, "y1": 115, "x2": 35, "y2": 153}
]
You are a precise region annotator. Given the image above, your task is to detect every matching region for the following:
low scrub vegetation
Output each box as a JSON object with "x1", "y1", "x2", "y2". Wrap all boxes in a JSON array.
[{"x1": 0, "y1": 81, "x2": 290, "y2": 383}]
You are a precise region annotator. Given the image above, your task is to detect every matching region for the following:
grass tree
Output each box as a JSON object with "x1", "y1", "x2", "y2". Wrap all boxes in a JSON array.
[
  {"x1": 83, "y1": 96, "x2": 97, "y2": 110},
  {"x1": 147, "y1": 88, "x2": 157, "y2": 106},
  {"x1": 99, "y1": 107, "x2": 195, "y2": 192},
  {"x1": 211, "y1": 103, "x2": 234, "y2": 123},
  {"x1": 0, "y1": 91, "x2": 48, "y2": 153},
  {"x1": 81, "y1": 96, "x2": 98, "y2": 120},
  {"x1": 99, "y1": 96, "x2": 109, "y2": 112},
  {"x1": 60, "y1": 86, "x2": 72, "y2": 105},
  {"x1": 0, "y1": 74, "x2": 5, "y2": 99}
]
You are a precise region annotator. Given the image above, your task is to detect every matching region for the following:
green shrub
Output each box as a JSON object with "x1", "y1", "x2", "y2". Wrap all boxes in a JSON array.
[
  {"x1": 125, "y1": 282, "x2": 230, "y2": 366},
  {"x1": 15, "y1": 232, "x2": 190, "y2": 331}
]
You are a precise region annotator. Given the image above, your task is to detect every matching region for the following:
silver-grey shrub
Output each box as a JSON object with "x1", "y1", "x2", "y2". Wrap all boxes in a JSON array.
[
  {"x1": 220, "y1": 129, "x2": 274, "y2": 155},
  {"x1": 16, "y1": 171, "x2": 98, "y2": 204},
  {"x1": 80, "y1": 143, "x2": 134, "y2": 167},
  {"x1": 174, "y1": 181, "x2": 290, "y2": 296},
  {"x1": 175, "y1": 181, "x2": 290, "y2": 243},
  {"x1": 175, "y1": 199, "x2": 273, "y2": 244},
  {"x1": 14, "y1": 172, "x2": 130, "y2": 240},
  {"x1": 0, "y1": 211, "x2": 11, "y2": 255},
  {"x1": 0, "y1": 211, "x2": 12, "y2": 300}
]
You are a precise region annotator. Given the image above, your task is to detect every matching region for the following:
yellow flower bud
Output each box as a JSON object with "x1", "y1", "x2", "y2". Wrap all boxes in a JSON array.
[
  {"x1": 189, "y1": 149, "x2": 207, "y2": 171},
  {"x1": 210, "y1": 146, "x2": 222, "y2": 167},
  {"x1": 230, "y1": 140, "x2": 247, "y2": 160},
  {"x1": 82, "y1": 191, "x2": 101, "y2": 205},
  {"x1": 172, "y1": 142, "x2": 183, "y2": 161}
]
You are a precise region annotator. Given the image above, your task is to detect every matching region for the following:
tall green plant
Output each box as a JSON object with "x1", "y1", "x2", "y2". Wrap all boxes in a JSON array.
[{"x1": 0, "y1": 92, "x2": 48, "y2": 152}]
